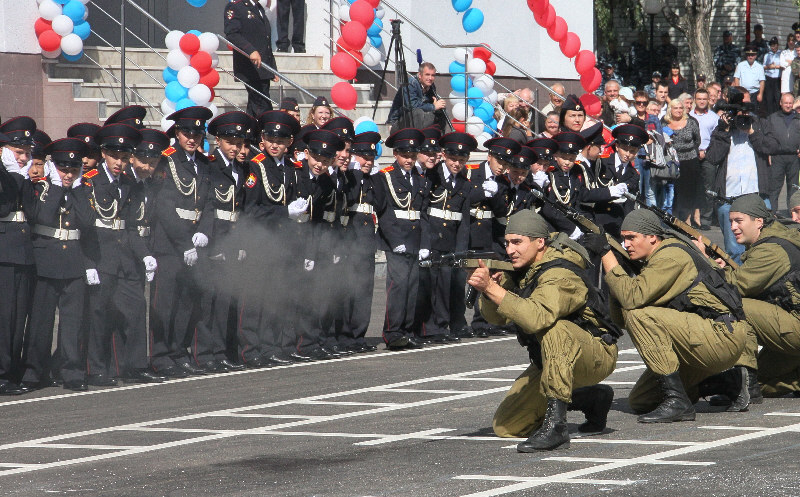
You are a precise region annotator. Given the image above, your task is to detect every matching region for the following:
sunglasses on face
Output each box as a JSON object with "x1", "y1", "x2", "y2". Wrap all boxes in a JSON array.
[{"x1": 635, "y1": 101, "x2": 647, "y2": 106}]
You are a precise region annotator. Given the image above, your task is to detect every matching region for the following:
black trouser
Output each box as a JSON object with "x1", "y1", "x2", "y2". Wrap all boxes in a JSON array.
[
  {"x1": 699, "y1": 158, "x2": 718, "y2": 225},
  {"x1": 243, "y1": 77, "x2": 273, "y2": 119},
  {"x1": 22, "y1": 276, "x2": 84, "y2": 384},
  {"x1": 764, "y1": 77, "x2": 781, "y2": 116},
  {"x1": 450, "y1": 268, "x2": 467, "y2": 332},
  {"x1": 0, "y1": 264, "x2": 33, "y2": 385},
  {"x1": 423, "y1": 251, "x2": 457, "y2": 337},
  {"x1": 340, "y1": 248, "x2": 375, "y2": 348},
  {"x1": 276, "y1": 0, "x2": 305, "y2": 52},
  {"x1": 296, "y1": 259, "x2": 329, "y2": 353},
  {"x1": 149, "y1": 254, "x2": 205, "y2": 371},
  {"x1": 196, "y1": 258, "x2": 240, "y2": 365},
  {"x1": 383, "y1": 252, "x2": 418, "y2": 343},
  {"x1": 769, "y1": 154, "x2": 800, "y2": 212},
  {"x1": 413, "y1": 266, "x2": 432, "y2": 337},
  {"x1": 673, "y1": 156, "x2": 702, "y2": 222}
]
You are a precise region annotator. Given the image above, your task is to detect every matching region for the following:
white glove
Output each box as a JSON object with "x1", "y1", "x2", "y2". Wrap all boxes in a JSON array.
[
  {"x1": 49, "y1": 165, "x2": 62, "y2": 186},
  {"x1": 393, "y1": 244, "x2": 406, "y2": 254},
  {"x1": 192, "y1": 232, "x2": 208, "y2": 248},
  {"x1": 482, "y1": 179, "x2": 498, "y2": 197},
  {"x1": 418, "y1": 249, "x2": 430, "y2": 260},
  {"x1": 1, "y1": 147, "x2": 21, "y2": 174},
  {"x1": 142, "y1": 256, "x2": 157, "y2": 271},
  {"x1": 333, "y1": 254, "x2": 341, "y2": 264},
  {"x1": 238, "y1": 249, "x2": 246, "y2": 261},
  {"x1": 288, "y1": 198, "x2": 309, "y2": 219},
  {"x1": 532, "y1": 170, "x2": 549, "y2": 188},
  {"x1": 304, "y1": 259, "x2": 314, "y2": 271},
  {"x1": 85, "y1": 269, "x2": 100, "y2": 285},
  {"x1": 608, "y1": 183, "x2": 628, "y2": 198},
  {"x1": 569, "y1": 226, "x2": 583, "y2": 240},
  {"x1": 184, "y1": 248, "x2": 198, "y2": 266}
]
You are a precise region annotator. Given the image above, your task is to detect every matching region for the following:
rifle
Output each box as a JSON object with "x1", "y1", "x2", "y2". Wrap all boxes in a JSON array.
[
  {"x1": 420, "y1": 250, "x2": 513, "y2": 309},
  {"x1": 624, "y1": 192, "x2": 739, "y2": 268},
  {"x1": 706, "y1": 189, "x2": 796, "y2": 226}
]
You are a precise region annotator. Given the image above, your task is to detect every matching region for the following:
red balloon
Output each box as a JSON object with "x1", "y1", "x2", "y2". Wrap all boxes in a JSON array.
[
  {"x1": 199, "y1": 68, "x2": 220, "y2": 88},
  {"x1": 365, "y1": 0, "x2": 380, "y2": 6},
  {"x1": 535, "y1": 4, "x2": 556, "y2": 28},
  {"x1": 38, "y1": 30, "x2": 61, "y2": 52},
  {"x1": 579, "y1": 93, "x2": 602, "y2": 116},
  {"x1": 34, "y1": 18, "x2": 52, "y2": 38},
  {"x1": 559, "y1": 32, "x2": 581, "y2": 58},
  {"x1": 580, "y1": 68, "x2": 602, "y2": 93},
  {"x1": 575, "y1": 49, "x2": 596, "y2": 74},
  {"x1": 209, "y1": 88, "x2": 215, "y2": 102},
  {"x1": 179, "y1": 33, "x2": 200, "y2": 55},
  {"x1": 452, "y1": 119, "x2": 465, "y2": 133},
  {"x1": 473, "y1": 46, "x2": 491, "y2": 61},
  {"x1": 485, "y1": 60, "x2": 496, "y2": 76},
  {"x1": 349, "y1": 0, "x2": 375, "y2": 27},
  {"x1": 331, "y1": 51, "x2": 359, "y2": 80},
  {"x1": 331, "y1": 81, "x2": 358, "y2": 110},
  {"x1": 335, "y1": 36, "x2": 355, "y2": 52},
  {"x1": 528, "y1": 0, "x2": 549, "y2": 16},
  {"x1": 547, "y1": 16, "x2": 568, "y2": 43},
  {"x1": 341, "y1": 22, "x2": 367, "y2": 50},
  {"x1": 190, "y1": 51, "x2": 212, "y2": 73}
]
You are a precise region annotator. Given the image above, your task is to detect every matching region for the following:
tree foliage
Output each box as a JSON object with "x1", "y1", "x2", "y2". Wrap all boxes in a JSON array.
[{"x1": 595, "y1": 0, "x2": 645, "y2": 48}]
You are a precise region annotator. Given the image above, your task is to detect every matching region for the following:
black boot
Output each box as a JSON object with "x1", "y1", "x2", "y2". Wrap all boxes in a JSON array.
[
  {"x1": 517, "y1": 398, "x2": 570, "y2": 452},
  {"x1": 637, "y1": 372, "x2": 696, "y2": 423},
  {"x1": 569, "y1": 384, "x2": 614, "y2": 433},
  {"x1": 700, "y1": 366, "x2": 750, "y2": 412},
  {"x1": 747, "y1": 368, "x2": 763, "y2": 404}
]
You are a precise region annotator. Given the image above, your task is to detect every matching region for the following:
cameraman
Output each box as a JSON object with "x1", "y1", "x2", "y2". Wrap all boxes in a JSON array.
[
  {"x1": 387, "y1": 62, "x2": 447, "y2": 134},
  {"x1": 706, "y1": 87, "x2": 779, "y2": 263}
]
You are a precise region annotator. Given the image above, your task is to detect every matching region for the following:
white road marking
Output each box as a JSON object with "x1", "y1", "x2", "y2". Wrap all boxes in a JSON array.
[
  {"x1": 23, "y1": 444, "x2": 144, "y2": 450},
  {"x1": 455, "y1": 475, "x2": 636, "y2": 485},
  {"x1": 544, "y1": 456, "x2": 714, "y2": 466},
  {"x1": 600, "y1": 381, "x2": 637, "y2": 385},
  {"x1": 354, "y1": 428, "x2": 457, "y2": 446}
]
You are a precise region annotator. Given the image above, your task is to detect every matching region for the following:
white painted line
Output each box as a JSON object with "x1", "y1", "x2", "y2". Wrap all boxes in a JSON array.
[
  {"x1": 544, "y1": 456, "x2": 714, "y2": 466},
  {"x1": 0, "y1": 463, "x2": 41, "y2": 468},
  {"x1": 615, "y1": 360, "x2": 645, "y2": 364},
  {"x1": 765, "y1": 412, "x2": 800, "y2": 417},
  {"x1": 610, "y1": 365, "x2": 648, "y2": 373},
  {"x1": 208, "y1": 413, "x2": 328, "y2": 419},
  {"x1": 375, "y1": 388, "x2": 473, "y2": 394},
  {"x1": 23, "y1": 444, "x2": 144, "y2": 450},
  {"x1": 448, "y1": 378, "x2": 513, "y2": 382},
  {"x1": 354, "y1": 428, "x2": 456, "y2": 446},
  {"x1": 600, "y1": 381, "x2": 636, "y2": 385},
  {"x1": 455, "y1": 475, "x2": 635, "y2": 485},
  {"x1": 699, "y1": 426, "x2": 773, "y2": 431},
  {"x1": 618, "y1": 348, "x2": 640, "y2": 355},
  {"x1": 295, "y1": 400, "x2": 401, "y2": 407},
  {"x1": 570, "y1": 438, "x2": 701, "y2": 446}
]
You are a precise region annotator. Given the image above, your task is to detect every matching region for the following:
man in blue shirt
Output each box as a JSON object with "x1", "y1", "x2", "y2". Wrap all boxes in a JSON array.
[
  {"x1": 387, "y1": 62, "x2": 447, "y2": 134},
  {"x1": 689, "y1": 88, "x2": 720, "y2": 229},
  {"x1": 734, "y1": 45, "x2": 765, "y2": 111},
  {"x1": 762, "y1": 37, "x2": 782, "y2": 116}
]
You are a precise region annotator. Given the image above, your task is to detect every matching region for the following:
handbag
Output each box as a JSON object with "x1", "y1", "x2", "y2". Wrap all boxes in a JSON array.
[{"x1": 648, "y1": 138, "x2": 680, "y2": 181}]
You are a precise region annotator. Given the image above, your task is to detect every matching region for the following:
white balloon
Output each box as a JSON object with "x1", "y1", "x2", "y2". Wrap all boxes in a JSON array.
[
  {"x1": 339, "y1": 3, "x2": 350, "y2": 22},
  {"x1": 475, "y1": 131, "x2": 492, "y2": 149},
  {"x1": 466, "y1": 116, "x2": 484, "y2": 137},
  {"x1": 161, "y1": 116, "x2": 175, "y2": 132},
  {"x1": 165, "y1": 30, "x2": 184, "y2": 51},
  {"x1": 82, "y1": 8, "x2": 88, "y2": 20},
  {"x1": 167, "y1": 49, "x2": 191, "y2": 70},
  {"x1": 41, "y1": 48, "x2": 62, "y2": 59},
  {"x1": 363, "y1": 46, "x2": 381, "y2": 66},
  {"x1": 449, "y1": 90, "x2": 465, "y2": 99},
  {"x1": 451, "y1": 102, "x2": 473, "y2": 121},
  {"x1": 466, "y1": 58, "x2": 486, "y2": 77},
  {"x1": 177, "y1": 66, "x2": 200, "y2": 88},
  {"x1": 210, "y1": 52, "x2": 219, "y2": 68},
  {"x1": 188, "y1": 84, "x2": 212, "y2": 105},
  {"x1": 78, "y1": 0, "x2": 90, "y2": 4},
  {"x1": 483, "y1": 90, "x2": 498, "y2": 106},
  {"x1": 375, "y1": 6, "x2": 385, "y2": 19},
  {"x1": 198, "y1": 32, "x2": 219, "y2": 53},
  {"x1": 208, "y1": 103, "x2": 220, "y2": 118},
  {"x1": 60, "y1": 33, "x2": 83, "y2": 56},
  {"x1": 51, "y1": 15, "x2": 74, "y2": 36},
  {"x1": 39, "y1": 0, "x2": 62, "y2": 21},
  {"x1": 352, "y1": 116, "x2": 371, "y2": 131},
  {"x1": 473, "y1": 74, "x2": 494, "y2": 95},
  {"x1": 161, "y1": 98, "x2": 177, "y2": 115},
  {"x1": 453, "y1": 47, "x2": 471, "y2": 65}
]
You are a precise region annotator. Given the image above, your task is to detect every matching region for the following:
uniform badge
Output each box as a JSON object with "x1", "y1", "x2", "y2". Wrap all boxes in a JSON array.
[
  {"x1": 322, "y1": 143, "x2": 327, "y2": 149},
  {"x1": 69, "y1": 152, "x2": 75, "y2": 159},
  {"x1": 409, "y1": 140, "x2": 414, "y2": 145},
  {"x1": 236, "y1": 125, "x2": 242, "y2": 131},
  {"x1": 195, "y1": 120, "x2": 201, "y2": 126},
  {"x1": 148, "y1": 144, "x2": 154, "y2": 149},
  {"x1": 226, "y1": 9, "x2": 234, "y2": 19},
  {"x1": 247, "y1": 10, "x2": 254, "y2": 18},
  {"x1": 24, "y1": 131, "x2": 30, "y2": 137},
  {"x1": 576, "y1": 104, "x2": 582, "y2": 111},
  {"x1": 119, "y1": 137, "x2": 124, "y2": 143},
  {"x1": 506, "y1": 149, "x2": 511, "y2": 154},
  {"x1": 370, "y1": 144, "x2": 375, "y2": 149},
  {"x1": 245, "y1": 173, "x2": 257, "y2": 188},
  {"x1": 458, "y1": 144, "x2": 463, "y2": 150},
  {"x1": 276, "y1": 124, "x2": 281, "y2": 130},
  {"x1": 135, "y1": 119, "x2": 141, "y2": 125}
]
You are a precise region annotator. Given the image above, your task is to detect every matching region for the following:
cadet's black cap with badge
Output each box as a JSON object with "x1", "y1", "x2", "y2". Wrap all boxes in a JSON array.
[
  {"x1": 561, "y1": 94, "x2": 584, "y2": 113},
  {"x1": 208, "y1": 111, "x2": 256, "y2": 139},
  {"x1": 106, "y1": 105, "x2": 147, "y2": 130},
  {"x1": 0, "y1": 117, "x2": 37, "y2": 146},
  {"x1": 385, "y1": 128, "x2": 425, "y2": 153},
  {"x1": 612, "y1": 124, "x2": 648, "y2": 148},
  {"x1": 258, "y1": 110, "x2": 301, "y2": 138},
  {"x1": 302, "y1": 129, "x2": 344, "y2": 158},
  {"x1": 166, "y1": 106, "x2": 213, "y2": 136},
  {"x1": 580, "y1": 121, "x2": 605, "y2": 147},
  {"x1": 312, "y1": 96, "x2": 330, "y2": 108},
  {"x1": 511, "y1": 146, "x2": 539, "y2": 169},
  {"x1": 484, "y1": 137, "x2": 522, "y2": 163},
  {"x1": 31, "y1": 130, "x2": 52, "y2": 160},
  {"x1": 135, "y1": 129, "x2": 171, "y2": 158},
  {"x1": 280, "y1": 97, "x2": 300, "y2": 113},
  {"x1": 351, "y1": 131, "x2": 381, "y2": 158},
  {"x1": 44, "y1": 138, "x2": 89, "y2": 168},
  {"x1": 553, "y1": 131, "x2": 586, "y2": 154},
  {"x1": 323, "y1": 116, "x2": 355, "y2": 142},
  {"x1": 419, "y1": 126, "x2": 442, "y2": 153},
  {"x1": 67, "y1": 122, "x2": 102, "y2": 151},
  {"x1": 526, "y1": 137, "x2": 558, "y2": 160},
  {"x1": 438, "y1": 132, "x2": 477, "y2": 156},
  {"x1": 95, "y1": 123, "x2": 142, "y2": 153}
]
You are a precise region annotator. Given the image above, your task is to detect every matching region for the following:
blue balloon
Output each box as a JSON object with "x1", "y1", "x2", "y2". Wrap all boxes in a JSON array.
[
  {"x1": 176, "y1": 97, "x2": 196, "y2": 111},
  {"x1": 467, "y1": 87, "x2": 484, "y2": 107},
  {"x1": 484, "y1": 119, "x2": 498, "y2": 134},
  {"x1": 165, "y1": 81, "x2": 188, "y2": 102},
  {"x1": 450, "y1": 74, "x2": 472, "y2": 93},
  {"x1": 462, "y1": 8, "x2": 484, "y2": 33},
  {"x1": 62, "y1": 1, "x2": 86, "y2": 23},
  {"x1": 163, "y1": 67, "x2": 178, "y2": 83},
  {"x1": 53, "y1": 0, "x2": 69, "y2": 4},
  {"x1": 451, "y1": 0, "x2": 472, "y2": 13},
  {"x1": 72, "y1": 21, "x2": 91, "y2": 41},
  {"x1": 355, "y1": 120, "x2": 379, "y2": 134},
  {"x1": 62, "y1": 51, "x2": 83, "y2": 62},
  {"x1": 186, "y1": 0, "x2": 207, "y2": 7},
  {"x1": 368, "y1": 18, "x2": 383, "y2": 37},
  {"x1": 448, "y1": 61, "x2": 466, "y2": 75},
  {"x1": 376, "y1": 142, "x2": 383, "y2": 157},
  {"x1": 187, "y1": 29, "x2": 202, "y2": 36},
  {"x1": 474, "y1": 101, "x2": 494, "y2": 122},
  {"x1": 368, "y1": 34, "x2": 383, "y2": 48}
]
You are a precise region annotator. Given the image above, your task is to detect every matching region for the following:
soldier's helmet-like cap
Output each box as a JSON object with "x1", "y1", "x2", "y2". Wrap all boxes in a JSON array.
[
  {"x1": 68, "y1": 123, "x2": 102, "y2": 152},
  {"x1": 611, "y1": 124, "x2": 648, "y2": 149},
  {"x1": 511, "y1": 146, "x2": 539, "y2": 170},
  {"x1": 31, "y1": 130, "x2": 52, "y2": 160},
  {"x1": 553, "y1": 131, "x2": 586, "y2": 154},
  {"x1": 258, "y1": 110, "x2": 301, "y2": 138},
  {"x1": 438, "y1": 132, "x2": 477, "y2": 157},
  {"x1": 322, "y1": 116, "x2": 355, "y2": 142}
]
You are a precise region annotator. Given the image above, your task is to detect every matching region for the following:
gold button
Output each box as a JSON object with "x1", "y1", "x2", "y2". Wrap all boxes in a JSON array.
[
  {"x1": 62, "y1": 244, "x2": 67, "y2": 249},
  {"x1": 411, "y1": 226, "x2": 416, "y2": 230},
  {"x1": 65, "y1": 222, "x2": 70, "y2": 227},
  {"x1": 443, "y1": 222, "x2": 447, "y2": 227},
  {"x1": 64, "y1": 211, "x2": 70, "y2": 215}
]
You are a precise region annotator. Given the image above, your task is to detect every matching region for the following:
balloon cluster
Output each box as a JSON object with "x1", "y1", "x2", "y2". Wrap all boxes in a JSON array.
[
  {"x1": 450, "y1": 0, "x2": 484, "y2": 33},
  {"x1": 352, "y1": 117, "x2": 383, "y2": 156},
  {"x1": 330, "y1": 0, "x2": 385, "y2": 110},
  {"x1": 526, "y1": 0, "x2": 600, "y2": 93},
  {"x1": 160, "y1": 30, "x2": 221, "y2": 131},
  {"x1": 35, "y1": 0, "x2": 91, "y2": 61},
  {"x1": 185, "y1": 0, "x2": 207, "y2": 6},
  {"x1": 448, "y1": 46, "x2": 497, "y2": 147}
]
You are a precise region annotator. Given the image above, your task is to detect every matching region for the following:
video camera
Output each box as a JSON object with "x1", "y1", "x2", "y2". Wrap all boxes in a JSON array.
[{"x1": 713, "y1": 101, "x2": 755, "y2": 131}]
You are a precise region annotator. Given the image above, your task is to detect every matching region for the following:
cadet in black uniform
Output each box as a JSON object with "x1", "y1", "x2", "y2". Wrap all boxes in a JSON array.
[
  {"x1": 149, "y1": 107, "x2": 215, "y2": 378},
  {"x1": 224, "y1": 0, "x2": 280, "y2": 117},
  {"x1": 195, "y1": 111, "x2": 255, "y2": 373},
  {"x1": 498, "y1": 146, "x2": 540, "y2": 217},
  {"x1": 373, "y1": 128, "x2": 431, "y2": 350},
  {"x1": 105, "y1": 105, "x2": 147, "y2": 129},
  {"x1": 0, "y1": 117, "x2": 37, "y2": 395},
  {"x1": 67, "y1": 122, "x2": 102, "y2": 174},
  {"x1": 20, "y1": 139, "x2": 94, "y2": 392},
  {"x1": 23, "y1": 130, "x2": 52, "y2": 181}
]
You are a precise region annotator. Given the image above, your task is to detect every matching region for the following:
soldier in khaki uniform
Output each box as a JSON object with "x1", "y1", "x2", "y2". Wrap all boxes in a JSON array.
[
  {"x1": 594, "y1": 209, "x2": 750, "y2": 422},
  {"x1": 469, "y1": 210, "x2": 619, "y2": 451},
  {"x1": 791, "y1": 190, "x2": 800, "y2": 223}
]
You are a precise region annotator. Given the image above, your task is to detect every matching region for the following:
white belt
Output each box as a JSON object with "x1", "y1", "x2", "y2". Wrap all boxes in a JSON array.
[
  {"x1": 137, "y1": 226, "x2": 151, "y2": 237},
  {"x1": 33, "y1": 225, "x2": 81, "y2": 240},
  {"x1": 349, "y1": 203, "x2": 374, "y2": 215},
  {"x1": 323, "y1": 211, "x2": 336, "y2": 223},
  {"x1": 428, "y1": 208, "x2": 463, "y2": 222},
  {"x1": 470, "y1": 208, "x2": 493, "y2": 219},
  {"x1": 394, "y1": 209, "x2": 420, "y2": 220},
  {"x1": 340, "y1": 215, "x2": 350, "y2": 226},
  {"x1": 215, "y1": 209, "x2": 239, "y2": 222},
  {"x1": 176, "y1": 208, "x2": 202, "y2": 221},
  {"x1": 95, "y1": 218, "x2": 126, "y2": 230},
  {"x1": 0, "y1": 211, "x2": 26, "y2": 222},
  {"x1": 296, "y1": 213, "x2": 310, "y2": 223}
]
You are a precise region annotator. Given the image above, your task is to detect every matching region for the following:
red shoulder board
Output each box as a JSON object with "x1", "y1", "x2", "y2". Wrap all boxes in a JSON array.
[
  {"x1": 466, "y1": 164, "x2": 480, "y2": 170},
  {"x1": 83, "y1": 169, "x2": 99, "y2": 179},
  {"x1": 245, "y1": 173, "x2": 257, "y2": 188},
  {"x1": 547, "y1": 165, "x2": 557, "y2": 172},
  {"x1": 252, "y1": 153, "x2": 266, "y2": 163},
  {"x1": 380, "y1": 166, "x2": 394, "y2": 173},
  {"x1": 293, "y1": 160, "x2": 303, "y2": 169},
  {"x1": 208, "y1": 154, "x2": 216, "y2": 161},
  {"x1": 599, "y1": 146, "x2": 613, "y2": 159},
  {"x1": 162, "y1": 147, "x2": 176, "y2": 157}
]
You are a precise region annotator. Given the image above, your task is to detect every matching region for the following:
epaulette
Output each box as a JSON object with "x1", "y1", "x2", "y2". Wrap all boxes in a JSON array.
[
  {"x1": 599, "y1": 147, "x2": 613, "y2": 159},
  {"x1": 293, "y1": 160, "x2": 303, "y2": 169},
  {"x1": 547, "y1": 165, "x2": 557, "y2": 172},
  {"x1": 466, "y1": 164, "x2": 480, "y2": 170},
  {"x1": 83, "y1": 169, "x2": 99, "y2": 179},
  {"x1": 208, "y1": 154, "x2": 216, "y2": 161},
  {"x1": 252, "y1": 153, "x2": 266, "y2": 164},
  {"x1": 380, "y1": 165, "x2": 394, "y2": 173},
  {"x1": 162, "y1": 146, "x2": 176, "y2": 157}
]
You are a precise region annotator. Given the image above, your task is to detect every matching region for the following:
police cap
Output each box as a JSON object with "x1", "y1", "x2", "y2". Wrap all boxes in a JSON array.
[
  {"x1": 561, "y1": 94, "x2": 584, "y2": 113},
  {"x1": 526, "y1": 137, "x2": 558, "y2": 160},
  {"x1": 612, "y1": 123, "x2": 648, "y2": 148},
  {"x1": 322, "y1": 116, "x2": 355, "y2": 142},
  {"x1": 31, "y1": 130, "x2": 52, "y2": 160},
  {"x1": 484, "y1": 137, "x2": 522, "y2": 163},
  {"x1": 44, "y1": 138, "x2": 89, "y2": 168},
  {"x1": 351, "y1": 131, "x2": 382, "y2": 158},
  {"x1": 135, "y1": 129, "x2": 171, "y2": 158},
  {"x1": 302, "y1": 129, "x2": 345, "y2": 158},
  {"x1": 95, "y1": 123, "x2": 142, "y2": 153},
  {"x1": 208, "y1": 111, "x2": 256, "y2": 139},
  {"x1": 511, "y1": 146, "x2": 538, "y2": 170},
  {"x1": 438, "y1": 132, "x2": 477, "y2": 157},
  {"x1": 385, "y1": 128, "x2": 425, "y2": 153},
  {"x1": 258, "y1": 110, "x2": 302, "y2": 138},
  {"x1": 312, "y1": 96, "x2": 330, "y2": 108},
  {"x1": 419, "y1": 126, "x2": 443, "y2": 153},
  {"x1": 580, "y1": 122, "x2": 605, "y2": 147},
  {"x1": 106, "y1": 105, "x2": 147, "y2": 130},
  {"x1": 67, "y1": 122, "x2": 102, "y2": 151},
  {"x1": 0, "y1": 117, "x2": 37, "y2": 146},
  {"x1": 280, "y1": 97, "x2": 300, "y2": 113},
  {"x1": 553, "y1": 131, "x2": 586, "y2": 154},
  {"x1": 167, "y1": 106, "x2": 213, "y2": 135}
]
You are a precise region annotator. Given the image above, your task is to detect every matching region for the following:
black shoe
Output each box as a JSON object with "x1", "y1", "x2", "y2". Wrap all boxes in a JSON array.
[
  {"x1": 386, "y1": 336, "x2": 410, "y2": 350},
  {"x1": 475, "y1": 329, "x2": 489, "y2": 338},
  {"x1": 353, "y1": 343, "x2": 378, "y2": 353},
  {"x1": 123, "y1": 369, "x2": 166, "y2": 383},
  {"x1": 158, "y1": 366, "x2": 190, "y2": 379},
  {"x1": 517, "y1": 398, "x2": 570, "y2": 451},
  {"x1": 264, "y1": 354, "x2": 293, "y2": 366},
  {"x1": 220, "y1": 359, "x2": 246, "y2": 371},
  {"x1": 306, "y1": 348, "x2": 334, "y2": 360},
  {"x1": 63, "y1": 380, "x2": 88, "y2": 392},
  {"x1": 0, "y1": 382, "x2": 26, "y2": 395},
  {"x1": 406, "y1": 337, "x2": 425, "y2": 349},
  {"x1": 293, "y1": 47, "x2": 306, "y2": 53},
  {"x1": 36, "y1": 378, "x2": 61, "y2": 388},
  {"x1": 638, "y1": 372, "x2": 696, "y2": 423},
  {"x1": 319, "y1": 347, "x2": 343, "y2": 358},
  {"x1": 443, "y1": 334, "x2": 461, "y2": 343},
  {"x1": 488, "y1": 327, "x2": 510, "y2": 336},
  {"x1": 569, "y1": 384, "x2": 614, "y2": 433},
  {"x1": 289, "y1": 351, "x2": 314, "y2": 362},
  {"x1": 176, "y1": 362, "x2": 207, "y2": 376},
  {"x1": 276, "y1": 47, "x2": 290, "y2": 53},
  {"x1": 201, "y1": 360, "x2": 229, "y2": 373},
  {"x1": 245, "y1": 356, "x2": 269, "y2": 369},
  {"x1": 701, "y1": 366, "x2": 750, "y2": 412},
  {"x1": 424, "y1": 335, "x2": 448, "y2": 344},
  {"x1": 329, "y1": 345, "x2": 354, "y2": 356},
  {"x1": 20, "y1": 381, "x2": 41, "y2": 392},
  {"x1": 747, "y1": 368, "x2": 764, "y2": 404},
  {"x1": 87, "y1": 374, "x2": 118, "y2": 387},
  {"x1": 454, "y1": 326, "x2": 475, "y2": 338}
]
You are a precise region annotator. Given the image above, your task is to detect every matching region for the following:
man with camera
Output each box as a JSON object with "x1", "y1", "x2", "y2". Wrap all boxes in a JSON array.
[
  {"x1": 706, "y1": 87, "x2": 779, "y2": 264},
  {"x1": 386, "y1": 62, "x2": 447, "y2": 134}
]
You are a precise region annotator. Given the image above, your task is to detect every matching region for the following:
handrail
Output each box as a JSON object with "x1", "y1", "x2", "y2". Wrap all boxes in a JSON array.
[{"x1": 82, "y1": 52, "x2": 164, "y2": 117}]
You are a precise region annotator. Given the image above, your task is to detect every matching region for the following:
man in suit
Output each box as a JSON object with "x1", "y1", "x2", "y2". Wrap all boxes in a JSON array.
[{"x1": 224, "y1": 0, "x2": 280, "y2": 117}]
